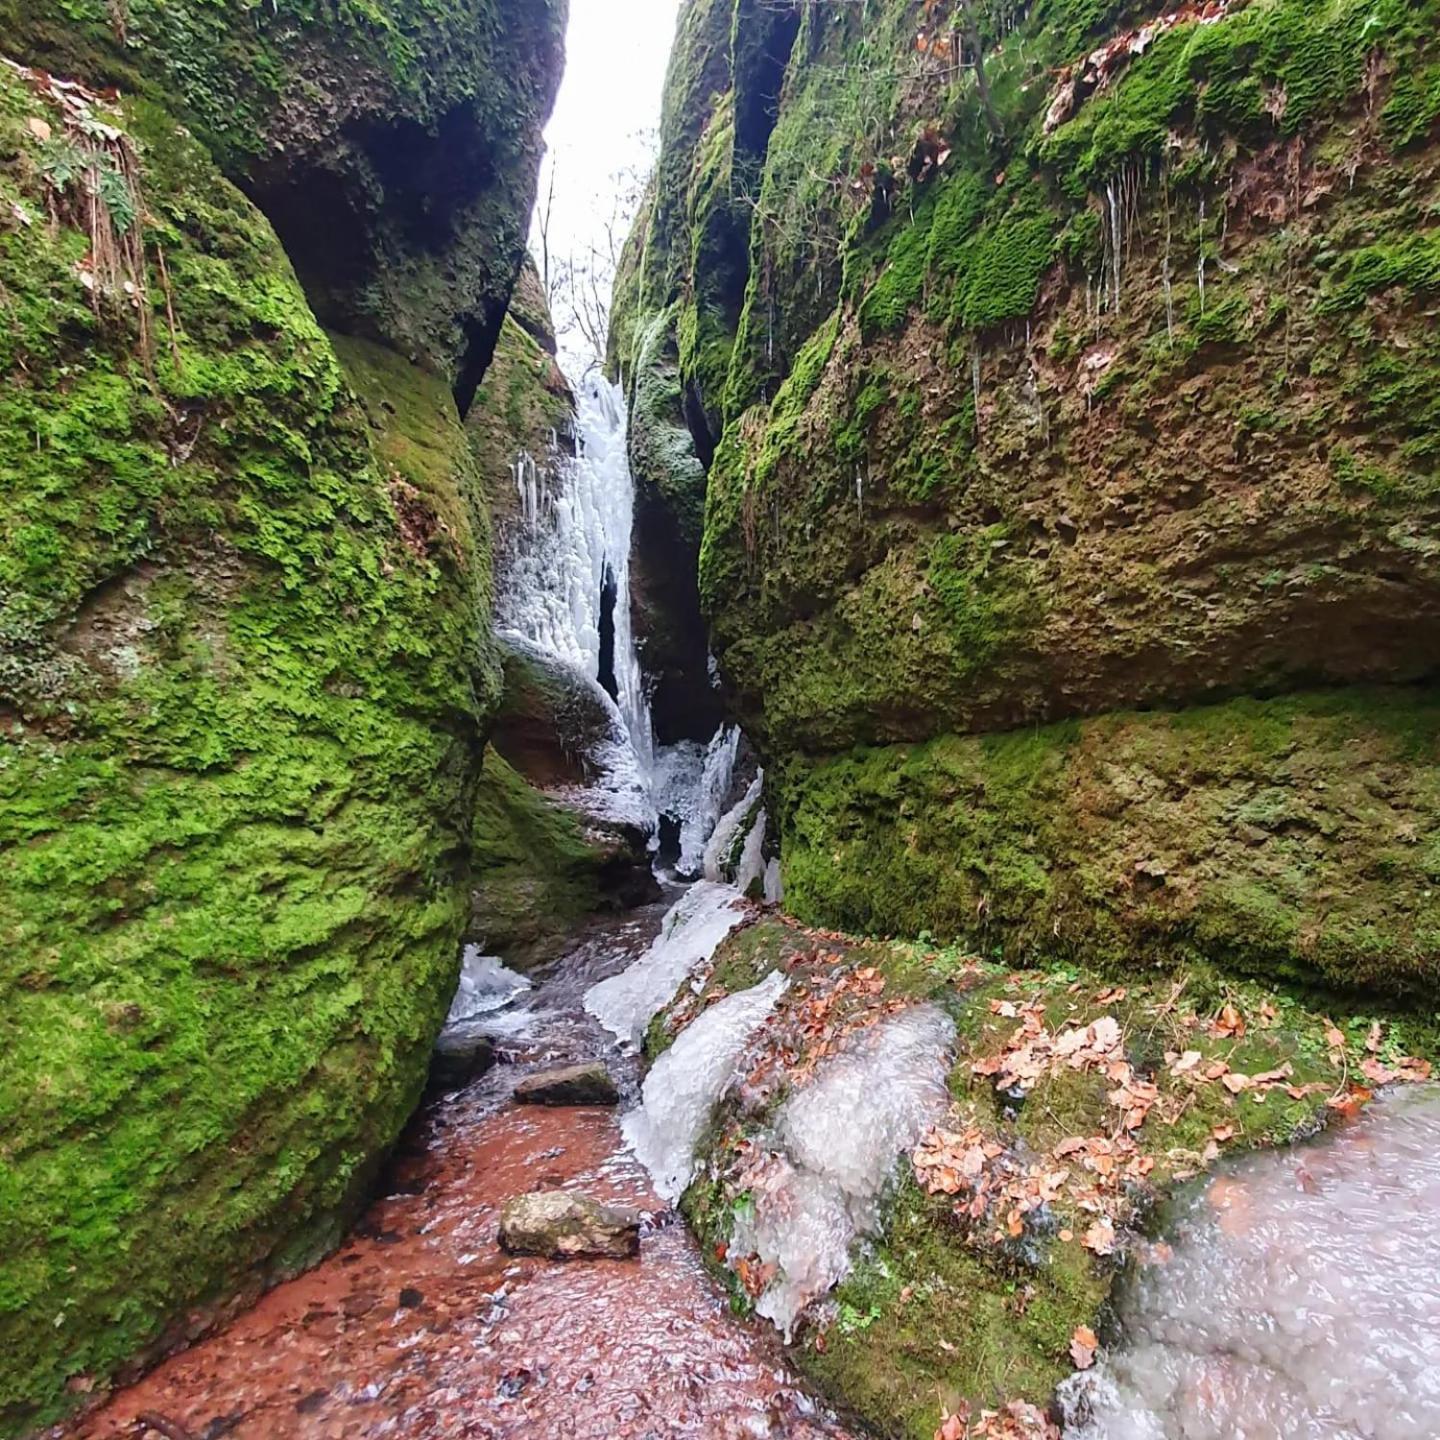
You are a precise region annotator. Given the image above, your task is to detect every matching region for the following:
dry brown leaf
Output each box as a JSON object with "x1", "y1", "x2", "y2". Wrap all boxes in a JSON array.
[
  {"x1": 1211, "y1": 1003, "x2": 1246, "y2": 1039},
  {"x1": 1070, "y1": 1324, "x2": 1098, "y2": 1370}
]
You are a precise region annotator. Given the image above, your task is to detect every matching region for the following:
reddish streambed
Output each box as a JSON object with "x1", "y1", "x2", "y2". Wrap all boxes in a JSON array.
[{"x1": 71, "y1": 896, "x2": 852, "y2": 1440}]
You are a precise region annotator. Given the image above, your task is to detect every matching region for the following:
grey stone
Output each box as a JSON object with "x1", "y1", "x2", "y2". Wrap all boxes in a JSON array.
[
  {"x1": 498, "y1": 1191, "x2": 641, "y2": 1261},
  {"x1": 512, "y1": 1061, "x2": 619, "y2": 1107}
]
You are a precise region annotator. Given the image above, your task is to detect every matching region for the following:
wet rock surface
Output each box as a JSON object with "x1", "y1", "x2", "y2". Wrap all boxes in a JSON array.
[
  {"x1": 69, "y1": 896, "x2": 853, "y2": 1440},
  {"x1": 429, "y1": 1031, "x2": 498, "y2": 1093},
  {"x1": 498, "y1": 1191, "x2": 640, "y2": 1260},
  {"x1": 513, "y1": 1062, "x2": 620, "y2": 1107}
]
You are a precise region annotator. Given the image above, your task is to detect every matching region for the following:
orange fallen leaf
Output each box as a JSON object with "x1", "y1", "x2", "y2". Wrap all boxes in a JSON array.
[
  {"x1": 1211, "y1": 1002, "x2": 1246, "y2": 1039},
  {"x1": 1070, "y1": 1324, "x2": 1098, "y2": 1370},
  {"x1": 1082, "y1": 1218, "x2": 1116, "y2": 1256}
]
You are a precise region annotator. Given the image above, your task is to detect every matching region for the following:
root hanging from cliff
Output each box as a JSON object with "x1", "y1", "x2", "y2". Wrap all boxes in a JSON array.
[{"x1": 8, "y1": 58, "x2": 154, "y2": 369}]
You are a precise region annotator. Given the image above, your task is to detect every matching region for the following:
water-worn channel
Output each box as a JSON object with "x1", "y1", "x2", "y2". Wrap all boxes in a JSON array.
[{"x1": 72, "y1": 893, "x2": 852, "y2": 1440}]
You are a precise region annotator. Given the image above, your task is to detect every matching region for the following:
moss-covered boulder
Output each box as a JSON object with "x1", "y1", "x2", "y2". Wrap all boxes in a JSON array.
[
  {"x1": 0, "y1": 7, "x2": 557, "y2": 1425},
  {"x1": 779, "y1": 688, "x2": 1440, "y2": 997},
  {"x1": 625, "y1": 0, "x2": 1440, "y2": 992},
  {"x1": 2, "y1": 0, "x2": 567, "y2": 403}
]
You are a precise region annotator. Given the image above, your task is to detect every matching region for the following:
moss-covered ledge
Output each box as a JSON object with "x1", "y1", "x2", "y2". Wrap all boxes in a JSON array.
[
  {"x1": 776, "y1": 687, "x2": 1440, "y2": 998},
  {"x1": 652, "y1": 911, "x2": 1438, "y2": 1440}
]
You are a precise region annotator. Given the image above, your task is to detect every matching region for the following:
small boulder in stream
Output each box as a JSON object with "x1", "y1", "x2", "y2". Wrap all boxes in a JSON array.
[
  {"x1": 429, "y1": 1031, "x2": 496, "y2": 1093},
  {"x1": 499, "y1": 1191, "x2": 641, "y2": 1260},
  {"x1": 513, "y1": 1062, "x2": 619, "y2": 1107}
]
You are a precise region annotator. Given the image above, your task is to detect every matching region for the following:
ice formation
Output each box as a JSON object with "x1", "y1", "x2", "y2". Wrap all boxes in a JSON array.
[
  {"x1": 583, "y1": 881, "x2": 750, "y2": 1047},
  {"x1": 703, "y1": 774, "x2": 763, "y2": 883},
  {"x1": 733, "y1": 804, "x2": 768, "y2": 897},
  {"x1": 731, "y1": 1006, "x2": 956, "y2": 1336},
  {"x1": 446, "y1": 948, "x2": 532, "y2": 1026},
  {"x1": 623, "y1": 970, "x2": 789, "y2": 1202},
  {"x1": 669, "y1": 724, "x2": 742, "y2": 877},
  {"x1": 1060, "y1": 1085, "x2": 1440, "y2": 1440}
]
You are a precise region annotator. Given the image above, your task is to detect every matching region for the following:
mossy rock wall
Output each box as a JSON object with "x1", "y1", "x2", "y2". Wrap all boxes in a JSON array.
[
  {"x1": 779, "y1": 688, "x2": 1440, "y2": 997},
  {"x1": 627, "y1": 0, "x2": 1440, "y2": 991},
  {"x1": 3, "y1": 0, "x2": 568, "y2": 404},
  {"x1": 0, "y1": 8, "x2": 556, "y2": 1427}
]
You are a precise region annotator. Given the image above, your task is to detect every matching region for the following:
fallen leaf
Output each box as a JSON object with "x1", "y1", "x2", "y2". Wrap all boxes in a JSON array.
[
  {"x1": 1211, "y1": 1003, "x2": 1246, "y2": 1039},
  {"x1": 26, "y1": 116, "x2": 51, "y2": 141},
  {"x1": 1082, "y1": 1218, "x2": 1116, "y2": 1256},
  {"x1": 1070, "y1": 1324, "x2": 1098, "y2": 1370}
]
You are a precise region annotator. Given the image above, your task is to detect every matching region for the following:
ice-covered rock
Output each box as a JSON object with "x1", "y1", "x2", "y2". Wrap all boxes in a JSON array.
[
  {"x1": 1060, "y1": 1085, "x2": 1440, "y2": 1440},
  {"x1": 623, "y1": 970, "x2": 789, "y2": 1202},
  {"x1": 703, "y1": 774, "x2": 763, "y2": 884},
  {"x1": 583, "y1": 881, "x2": 750, "y2": 1047},
  {"x1": 731, "y1": 1006, "x2": 956, "y2": 1336}
]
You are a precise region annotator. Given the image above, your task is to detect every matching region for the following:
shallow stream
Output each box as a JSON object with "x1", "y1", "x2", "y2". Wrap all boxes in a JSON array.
[{"x1": 72, "y1": 894, "x2": 851, "y2": 1440}]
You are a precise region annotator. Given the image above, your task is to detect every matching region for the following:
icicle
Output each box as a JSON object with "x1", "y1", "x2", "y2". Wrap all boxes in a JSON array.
[
  {"x1": 494, "y1": 376, "x2": 656, "y2": 807},
  {"x1": 1197, "y1": 195, "x2": 1208, "y2": 314}
]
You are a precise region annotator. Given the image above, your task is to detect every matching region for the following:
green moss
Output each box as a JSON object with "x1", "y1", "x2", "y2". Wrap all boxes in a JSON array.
[
  {"x1": 657, "y1": 911, "x2": 1415, "y2": 1439},
  {"x1": 629, "y1": 308, "x2": 710, "y2": 547},
  {"x1": 780, "y1": 689, "x2": 1440, "y2": 997},
  {"x1": 1040, "y1": 0, "x2": 1439, "y2": 191},
  {"x1": 804, "y1": 1179, "x2": 1103, "y2": 1440},
  {"x1": 1321, "y1": 231, "x2": 1440, "y2": 310},
  {"x1": 0, "y1": 70, "x2": 490, "y2": 1434},
  {"x1": 468, "y1": 753, "x2": 614, "y2": 969}
]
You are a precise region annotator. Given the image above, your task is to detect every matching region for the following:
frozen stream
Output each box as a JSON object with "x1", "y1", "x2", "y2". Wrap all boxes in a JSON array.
[
  {"x1": 1062, "y1": 1085, "x2": 1440, "y2": 1440},
  {"x1": 73, "y1": 891, "x2": 853, "y2": 1440}
]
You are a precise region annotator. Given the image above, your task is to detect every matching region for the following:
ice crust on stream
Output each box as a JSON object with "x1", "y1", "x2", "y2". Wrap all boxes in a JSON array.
[
  {"x1": 446, "y1": 948, "x2": 532, "y2": 1025},
  {"x1": 583, "y1": 881, "x2": 750, "y2": 1047},
  {"x1": 1060, "y1": 1084, "x2": 1440, "y2": 1440},
  {"x1": 732, "y1": 1006, "x2": 956, "y2": 1336},
  {"x1": 623, "y1": 969, "x2": 790, "y2": 1203}
]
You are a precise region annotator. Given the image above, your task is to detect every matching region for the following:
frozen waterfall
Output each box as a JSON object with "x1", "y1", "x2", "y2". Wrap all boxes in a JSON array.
[
  {"x1": 496, "y1": 375, "x2": 655, "y2": 783},
  {"x1": 493, "y1": 377, "x2": 742, "y2": 865}
]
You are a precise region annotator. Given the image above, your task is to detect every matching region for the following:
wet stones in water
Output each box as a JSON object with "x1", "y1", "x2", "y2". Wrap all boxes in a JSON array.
[
  {"x1": 513, "y1": 1061, "x2": 619, "y2": 1107},
  {"x1": 429, "y1": 1030, "x2": 496, "y2": 1092},
  {"x1": 499, "y1": 1191, "x2": 641, "y2": 1260}
]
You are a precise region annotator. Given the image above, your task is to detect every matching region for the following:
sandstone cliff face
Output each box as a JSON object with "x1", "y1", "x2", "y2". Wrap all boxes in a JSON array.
[
  {"x1": 623, "y1": 0, "x2": 1440, "y2": 995},
  {"x1": 0, "y1": 4, "x2": 562, "y2": 1430}
]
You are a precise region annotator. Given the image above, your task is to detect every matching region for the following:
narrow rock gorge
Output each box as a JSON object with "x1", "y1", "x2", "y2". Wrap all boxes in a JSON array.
[{"x1": 4, "y1": 2, "x2": 1440, "y2": 1439}]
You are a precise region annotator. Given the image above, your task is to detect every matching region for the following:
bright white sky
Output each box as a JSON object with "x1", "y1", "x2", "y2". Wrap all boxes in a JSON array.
[{"x1": 533, "y1": 0, "x2": 683, "y2": 369}]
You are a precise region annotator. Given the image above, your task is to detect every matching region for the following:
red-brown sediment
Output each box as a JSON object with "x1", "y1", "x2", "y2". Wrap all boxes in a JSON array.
[{"x1": 71, "y1": 903, "x2": 850, "y2": 1440}]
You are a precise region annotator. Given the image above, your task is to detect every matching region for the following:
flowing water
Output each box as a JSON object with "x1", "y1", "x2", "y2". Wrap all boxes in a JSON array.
[{"x1": 72, "y1": 893, "x2": 853, "y2": 1440}]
